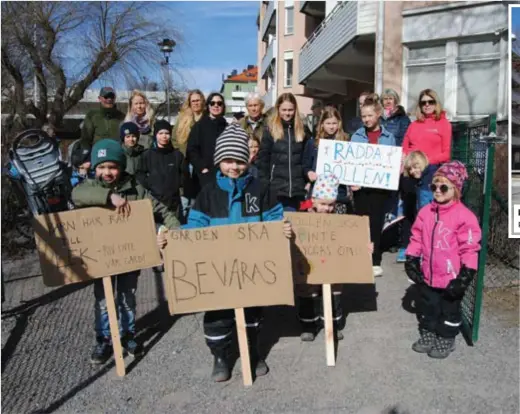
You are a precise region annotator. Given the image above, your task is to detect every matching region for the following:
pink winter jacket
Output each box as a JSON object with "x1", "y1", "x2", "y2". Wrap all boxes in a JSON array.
[{"x1": 406, "y1": 200, "x2": 481, "y2": 289}]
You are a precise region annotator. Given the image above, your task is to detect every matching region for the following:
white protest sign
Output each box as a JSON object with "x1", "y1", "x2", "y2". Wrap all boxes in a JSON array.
[{"x1": 316, "y1": 140, "x2": 402, "y2": 190}]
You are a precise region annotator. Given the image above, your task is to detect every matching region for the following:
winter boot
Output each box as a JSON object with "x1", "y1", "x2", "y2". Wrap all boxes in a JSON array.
[
  {"x1": 211, "y1": 349, "x2": 231, "y2": 382},
  {"x1": 411, "y1": 329, "x2": 436, "y2": 353},
  {"x1": 248, "y1": 334, "x2": 269, "y2": 377},
  {"x1": 428, "y1": 335, "x2": 456, "y2": 359},
  {"x1": 332, "y1": 292, "x2": 344, "y2": 341},
  {"x1": 90, "y1": 337, "x2": 113, "y2": 365},
  {"x1": 299, "y1": 296, "x2": 319, "y2": 342},
  {"x1": 122, "y1": 333, "x2": 143, "y2": 358},
  {"x1": 397, "y1": 248, "x2": 407, "y2": 263}
]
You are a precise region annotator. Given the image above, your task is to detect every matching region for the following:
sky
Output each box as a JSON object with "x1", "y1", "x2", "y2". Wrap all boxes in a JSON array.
[{"x1": 513, "y1": 6, "x2": 520, "y2": 55}]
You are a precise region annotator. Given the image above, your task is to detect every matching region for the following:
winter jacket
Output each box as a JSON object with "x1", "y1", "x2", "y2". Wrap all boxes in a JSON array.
[
  {"x1": 406, "y1": 200, "x2": 481, "y2": 289},
  {"x1": 122, "y1": 144, "x2": 145, "y2": 176},
  {"x1": 351, "y1": 125, "x2": 396, "y2": 146},
  {"x1": 402, "y1": 112, "x2": 452, "y2": 165},
  {"x1": 70, "y1": 169, "x2": 94, "y2": 188},
  {"x1": 184, "y1": 170, "x2": 284, "y2": 228},
  {"x1": 255, "y1": 119, "x2": 310, "y2": 199},
  {"x1": 80, "y1": 106, "x2": 125, "y2": 149},
  {"x1": 138, "y1": 134, "x2": 153, "y2": 150},
  {"x1": 302, "y1": 137, "x2": 351, "y2": 204},
  {"x1": 381, "y1": 106, "x2": 411, "y2": 147},
  {"x1": 186, "y1": 114, "x2": 228, "y2": 180},
  {"x1": 239, "y1": 115, "x2": 266, "y2": 142}
]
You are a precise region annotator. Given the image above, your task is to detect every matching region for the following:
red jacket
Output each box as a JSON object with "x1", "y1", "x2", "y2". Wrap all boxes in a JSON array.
[{"x1": 402, "y1": 112, "x2": 452, "y2": 165}]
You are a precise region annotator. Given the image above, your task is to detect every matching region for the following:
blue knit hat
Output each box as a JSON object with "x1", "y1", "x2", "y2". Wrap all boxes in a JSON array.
[
  {"x1": 120, "y1": 122, "x2": 140, "y2": 141},
  {"x1": 91, "y1": 139, "x2": 126, "y2": 170}
]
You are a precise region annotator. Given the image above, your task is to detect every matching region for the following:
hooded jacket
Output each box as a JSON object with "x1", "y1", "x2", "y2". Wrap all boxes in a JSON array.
[
  {"x1": 381, "y1": 105, "x2": 411, "y2": 147},
  {"x1": 122, "y1": 144, "x2": 145, "y2": 175},
  {"x1": 255, "y1": 119, "x2": 310, "y2": 199},
  {"x1": 402, "y1": 112, "x2": 452, "y2": 165},
  {"x1": 80, "y1": 106, "x2": 125, "y2": 148},
  {"x1": 406, "y1": 200, "x2": 481, "y2": 289}
]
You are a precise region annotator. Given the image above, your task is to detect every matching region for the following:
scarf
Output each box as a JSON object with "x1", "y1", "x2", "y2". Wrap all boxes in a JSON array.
[{"x1": 132, "y1": 114, "x2": 152, "y2": 135}]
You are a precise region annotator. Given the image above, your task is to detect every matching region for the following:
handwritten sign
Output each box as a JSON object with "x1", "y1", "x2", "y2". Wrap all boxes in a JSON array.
[
  {"x1": 316, "y1": 140, "x2": 402, "y2": 190},
  {"x1": 163, "y1": 222, "x2": 294, "y2": 314},
  {"x1": 33, "y1": 200, "x2": 162, "y2": 287},
  {"x1": 285, "y1": 212, "x2": 373, "y2": 285}
]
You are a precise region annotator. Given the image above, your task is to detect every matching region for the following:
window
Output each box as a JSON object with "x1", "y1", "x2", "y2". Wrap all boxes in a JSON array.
[
  {"x1": 235, "y1": 85, "x2": 241, "y2": 92},
  {"x1": 457, "y1": 61, "x2": 499, "y2": 115},
  {"x1": 285, "y1": 0, "x2": 294, "y2": 35},
  {"x1": 284, "y1": 51, "x2": 293, "y2": 88},
  {"x1": 406, "y1": 65, "x2": 446, "y2": 114}
]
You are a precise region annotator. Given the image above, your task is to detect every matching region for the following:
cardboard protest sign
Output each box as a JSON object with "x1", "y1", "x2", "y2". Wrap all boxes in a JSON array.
[
  {"x1": 34, "y1": 199, "x2": 162, "y2": 287},
  {"x1": 285, "y1": 212, "x2": 373, "y2": 285},
  {"x1": 163, "y1": 221, "x2": 294, "y2": 314},
  {"x1": 316, "y1": 140, "x2": 402, "y2": 190}
]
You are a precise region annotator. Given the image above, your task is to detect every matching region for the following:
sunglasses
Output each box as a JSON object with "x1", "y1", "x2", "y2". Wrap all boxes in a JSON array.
[
  {"x1": 430, "y1": 183, "x2": 452, "y2": 194},
  {"x1": 209, "y1": 101, "x2": 223, "y2": 107},
  {"x1": 421, "y1": 99, "x2": 436, "y2": 106}
]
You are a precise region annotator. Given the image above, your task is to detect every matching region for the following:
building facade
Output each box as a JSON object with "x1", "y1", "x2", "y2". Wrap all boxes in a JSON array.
[{"x1": 220, "y1": 65, "x2": 258, "y2": 118}]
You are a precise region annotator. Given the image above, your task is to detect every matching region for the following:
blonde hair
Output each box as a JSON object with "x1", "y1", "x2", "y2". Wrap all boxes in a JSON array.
[
  {"x1": 175, "y1": 89, "x2": 206, "y2": 145},
  {"x1": 361, "y1": 93, "x2": 383, "y2": 114},
  {"x1": 414, "y1": 89, "x2": 443, "y2": 121},
  {"x1": 432, "y1": 175, "x2": 461, "y2": 200},
  {"x1": 315, "y1": 107, "x2": 349, "y2": 147},
  {"x1": 125, "y1": 90, "x2": 155, "y2": 123},
  {"x1": 403, "y1": 151, "x2": 429, "y2": 177},
  {"x1": 269, "y1": 93, "x2": 305, "y2": 142}
]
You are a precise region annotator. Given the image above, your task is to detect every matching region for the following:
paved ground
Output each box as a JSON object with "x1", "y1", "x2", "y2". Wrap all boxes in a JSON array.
[{"x1": 2, "y1": 250, "x2": 519, "y2": 414}]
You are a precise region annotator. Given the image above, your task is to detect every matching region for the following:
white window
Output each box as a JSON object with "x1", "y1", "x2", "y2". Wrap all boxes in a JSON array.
[
  {"x1": 284, "y1": 51, "x2": 293, "y2": 88},
  {"x1": 285, "y1": 0, "x2": 294, "y2": 35}
]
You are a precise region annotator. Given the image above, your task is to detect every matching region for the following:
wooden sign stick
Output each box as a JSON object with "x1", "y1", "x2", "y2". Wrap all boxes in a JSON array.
[
  {"x1": 322, "y1": 284, "x2": 336, "y2": 367},
  {"x1": 103, "y1": 277, "x2": 126, "y2": 377},
  {"x1": 234, "y1": 308, "x2": 253, "y2": 386}
]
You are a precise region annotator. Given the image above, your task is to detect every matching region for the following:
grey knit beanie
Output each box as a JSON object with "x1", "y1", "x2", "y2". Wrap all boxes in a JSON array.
[{"x1": 214, "y1": 123, "x2": 250, "y2": 165}]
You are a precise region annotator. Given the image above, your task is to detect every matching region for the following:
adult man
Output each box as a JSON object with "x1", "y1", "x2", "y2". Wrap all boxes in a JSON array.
[
  {"x1": 346, "y1": 91, "x2": 371, "y2": 135},
  {"x1": 239, "y1": 93, "x2": 266, "y2": 142},
  {"x1": 80, "y1": 86, "x2": 125, "y2": 149}
]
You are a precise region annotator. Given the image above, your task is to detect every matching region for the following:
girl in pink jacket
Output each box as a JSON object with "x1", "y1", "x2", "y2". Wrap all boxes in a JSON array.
[{"x1": 404, "y1": 161, "x2": 481, "y2": 359}]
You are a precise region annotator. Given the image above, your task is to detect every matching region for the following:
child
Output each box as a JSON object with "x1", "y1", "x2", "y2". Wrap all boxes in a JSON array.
[
  {"x1": 396, "y1": 151, "x2": 429, "y2": 263},
  {"x1": 248, "y1": 135, "x2": 260, "y2": 178},
  {"x1": 120, "y1": 121, "x2": 145, "y2": 175},
  {"x1": 351, "y1": 93, "x2": 396, "y2": 277},
  {"x1": 297, "y1": 173, "x2": 373, "y2": 342},
  {"x1": 70, "y1": 144, "x2": 93, "y2": 188},
  {"x1": 158, "y1": 123, "x2": 292, "y2": 383},
  {"x1": 405, "y1": 161, "x2": 481, "y2": 359},
  {"x1": 302, "y1": 106, "x2": 352, "y2": 214}
]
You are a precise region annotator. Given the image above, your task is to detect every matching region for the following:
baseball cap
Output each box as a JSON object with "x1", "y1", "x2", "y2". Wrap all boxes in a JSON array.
[{"x1": 99, "y1": 86, "x2": 116, "y2": 98}]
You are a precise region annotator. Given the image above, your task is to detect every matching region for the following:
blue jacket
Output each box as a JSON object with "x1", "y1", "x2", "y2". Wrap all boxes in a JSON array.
[
  {"x1": 184, "y1": 170, "x2": 284, "y2": 228},
  {"x1": 70, "y1": 169, "x2": 94, "y2": 188},
  {"x1": 380, "y1": 106, "x2": 411, "y2": 147},
  {"x1": 351, "y1": 125, "x2": 396, "y2": 146}
]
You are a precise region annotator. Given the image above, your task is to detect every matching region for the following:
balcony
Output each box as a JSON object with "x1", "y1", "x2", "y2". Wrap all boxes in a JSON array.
[
  {"x1": 300, "y1": 1, "x2": 325, "y2": 18},
  {"x1": 261, "y1": 38, "x2": 277, "y2": 79},
  {"x1": 263, "y1": 84, "x2": 276, "y2": 110},
  {"x1": 261, "y1": 1, "x2": 276, "y2": 42},
  {"x1": 231, "y1": 91, "x2": 248, "y2": 99},
  {"x1": 299, "y1": 1, "x2": 377, "y2": 84}
]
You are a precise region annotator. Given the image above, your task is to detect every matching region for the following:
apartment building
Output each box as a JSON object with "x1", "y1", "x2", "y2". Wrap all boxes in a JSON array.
[
  {"x1": 220, "y1": 65, "x2": 258, "y2": 118},
  {"x1": 258, "y1": 1, "x2": 509, "y2": 126}
]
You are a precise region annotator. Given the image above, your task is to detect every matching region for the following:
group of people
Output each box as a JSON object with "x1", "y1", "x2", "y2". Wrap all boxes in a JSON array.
[{"x1": 67, "y1": 84, "x2": 481, "y2": 383}]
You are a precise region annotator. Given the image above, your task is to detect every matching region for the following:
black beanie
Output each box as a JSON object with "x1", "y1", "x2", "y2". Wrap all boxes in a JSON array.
[
  {"x1": 120, "y1": 122, "x2": 140, "y2": 141},
  {"x1": 71, "y1": 144, "x2": 91, "y2": 168},
  {"x1": 153, "y1": 120, "x2": 172, "y2": 138}
]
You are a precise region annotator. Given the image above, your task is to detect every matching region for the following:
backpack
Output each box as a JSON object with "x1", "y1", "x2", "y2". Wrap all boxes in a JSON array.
[{"x1": 8, "y1": 129, "x2": 73, "y2": 215}]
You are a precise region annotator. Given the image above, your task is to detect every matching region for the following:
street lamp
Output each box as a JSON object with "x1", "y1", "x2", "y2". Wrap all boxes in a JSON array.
[{"x1": 158, "y1": 38, "x2": 176, "y2": 121}]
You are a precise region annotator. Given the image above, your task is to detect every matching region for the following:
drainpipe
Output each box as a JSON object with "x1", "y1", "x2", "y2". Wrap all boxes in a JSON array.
[{"x1": 375, "y1": 0, "x2": 384, "y2": 95}]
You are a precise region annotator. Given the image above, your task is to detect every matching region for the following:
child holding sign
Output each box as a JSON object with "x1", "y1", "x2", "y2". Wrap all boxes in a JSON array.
[
  {"x1": 158, "y1": 123, "x2": 292, "y2": 382},
  {"x1": 405, "y1": 161, "x2": 481, "y2": 359}
]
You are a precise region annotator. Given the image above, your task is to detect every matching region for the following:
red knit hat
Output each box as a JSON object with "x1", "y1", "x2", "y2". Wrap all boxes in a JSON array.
[{"x1": 433, "y1": 161, "x2": 468, "y2": 192}]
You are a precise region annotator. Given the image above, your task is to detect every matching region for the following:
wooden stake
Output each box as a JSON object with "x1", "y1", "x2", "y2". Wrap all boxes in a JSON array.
[
  {"x1": 234, "y1": 308, "x2": 253, "y2": 386},
  {"x1": 322, "y1": 284, "x2": 335, "y2": 367},
  {"x1": 103, "y1": 277, "x2": 126, "y2": 377}
]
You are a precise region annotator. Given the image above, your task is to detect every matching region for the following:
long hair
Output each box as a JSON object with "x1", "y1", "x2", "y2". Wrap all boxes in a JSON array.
[
  {"x1": 175, "y1": 89, "x2": 206, "y2": 145},
  {"x1": 269, "y1": 93, "x2": 305, "y2": 142},
  {"x1": 414, "y1": 88, "x2": 443, "y2": 122},
  {"x1": 314, "y1": 107, "x2": 349, "y2": 147},
  {"x1": 403, "y1": 151, "x2": 429, "y2": 177},
  {"x1": 125, "y1": 90, "x2": 155, "y2": 122},
  {"x1": 206, "y1": 92, "x2": 226, "y2": 116}
]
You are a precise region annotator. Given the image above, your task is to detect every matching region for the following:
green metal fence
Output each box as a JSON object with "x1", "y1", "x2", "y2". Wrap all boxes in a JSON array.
[{"x1": 451, "y1": 115, "x2": 518, "y2": 344}]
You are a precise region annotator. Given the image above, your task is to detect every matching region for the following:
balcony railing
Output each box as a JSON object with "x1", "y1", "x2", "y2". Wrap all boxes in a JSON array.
[
  {"x1": 263, "y1": 84, "x2": 276, "y2": 109},
  {"x1": 261, "y1": 38, "x2": 277, "y2": 78},
  {"x1": 231, "y1": 91, "x2": 248, "y2": 99},
  {"x1": 261, "y1": 1, "x2": 276, "y2": 41}
]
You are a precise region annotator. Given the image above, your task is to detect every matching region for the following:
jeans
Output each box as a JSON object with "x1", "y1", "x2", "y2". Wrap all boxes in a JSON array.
[
  {"x1": 94, "y1": 272, "x2": 139, "y2": 339},
  {"x1": 417, "y1": 164, "x2": 440, "y2": 210}
]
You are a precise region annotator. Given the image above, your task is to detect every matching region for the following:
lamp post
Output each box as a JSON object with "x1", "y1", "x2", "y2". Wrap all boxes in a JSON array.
[{"x1": 158, "y1": 38, "x2": 176, "y2": 122}]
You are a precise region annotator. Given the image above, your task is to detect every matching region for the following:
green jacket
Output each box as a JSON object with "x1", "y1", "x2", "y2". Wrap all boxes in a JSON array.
[
  {"x1": 80, "y1": 106, "x2": 125, "y2": 148},
  {"x1": 239, "y1": 115, "x2": 266, "y2": 142},
  {"x1": 72, "y1": 173, "x2": 180, "y2": 229},
  {"x1": 138, "y1": 133, "x2": 153, "y2": 150},
  {"x1": 122, "y1": 144, "x2": 145, "y2": 176}
]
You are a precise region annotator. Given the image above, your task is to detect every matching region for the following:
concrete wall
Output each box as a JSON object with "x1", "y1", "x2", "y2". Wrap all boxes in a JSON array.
[{"x1": 381, "y1": 2, "x2": 404, "y2": 101}]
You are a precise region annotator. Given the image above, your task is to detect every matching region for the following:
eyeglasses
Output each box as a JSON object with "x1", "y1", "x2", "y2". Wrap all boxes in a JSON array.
[
  {"x1": 430, "y1": 183, "x2": 452, "y2": 194},
  {"x1": 209, "y1": 101, "x2": 223, "y2": 107},
  {"x1": 421, "y1": 99, "x2": 436, "y2": 106}
]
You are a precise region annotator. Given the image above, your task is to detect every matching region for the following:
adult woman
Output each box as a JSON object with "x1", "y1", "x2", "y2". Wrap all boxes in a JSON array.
[
  {"x1": 186, "y1": 92, "x2": 228, "y2": 190},
  {"x1": 124, "y1": 90, "x2": 155, "y2": 149},
  {"x1": 402, "y1": 89, "x2": 452, "y2": 208},
  {"x1": 381, "y1": 88, "x2": 411, "y2": 147},
  {"x1": 239, "y1": 92, "x2": 266, "y2": 142},
  {"x1": 256, "y1": 93, "x2": 310, "y2": 211}
]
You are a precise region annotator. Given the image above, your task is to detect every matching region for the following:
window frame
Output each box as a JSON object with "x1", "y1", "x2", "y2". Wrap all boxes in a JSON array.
[
  {"x1": 284, "y1": 0, "x2": 294, "y2": 36},
  {"x1": 284, "y1": 51, "x2": 294, "y2": 88}
]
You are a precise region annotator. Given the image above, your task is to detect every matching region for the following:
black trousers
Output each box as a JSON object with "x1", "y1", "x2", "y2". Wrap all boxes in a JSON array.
[
  {"x1": 417, "y1": 284, "x2": 463, "y2": 338},
  {"x1": 353, "y1": 188, "x2": 390, "y2": 266},
  {"x1": 203, "y1": 307, "x2": 262, "y2": 354},
  {"x1": 399, "y1": 176, "x2": 418, "y2": 249},
  {"x1": 298, "y1": 292, "x2": 345, "y2": 332}
]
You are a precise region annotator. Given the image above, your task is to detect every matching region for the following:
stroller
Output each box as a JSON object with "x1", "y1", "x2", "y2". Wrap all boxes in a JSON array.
[{"x1": 8, "y1": 129, "x2": 72, "y2": 215}]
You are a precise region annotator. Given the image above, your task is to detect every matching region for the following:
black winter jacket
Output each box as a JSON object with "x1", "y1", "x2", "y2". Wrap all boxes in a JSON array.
[
  {"x1": 255, "y1": 119, "x2": 309, "y2": 199},
  {"x1": 135, "y1": 144, "x2": 184, "y2": 211}
]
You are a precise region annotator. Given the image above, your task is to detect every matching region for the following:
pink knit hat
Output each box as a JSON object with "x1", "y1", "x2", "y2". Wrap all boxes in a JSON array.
[{"x1": 433, "y1": 161, "x2": 468, "y2": 192}]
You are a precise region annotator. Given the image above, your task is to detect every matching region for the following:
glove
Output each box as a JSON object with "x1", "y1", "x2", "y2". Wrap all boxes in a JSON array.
[
  {"x1": 405, "y1": 255, "x2": 424, "y2": 285},
  {"x1": 445, "y1": 266, "x2": 477, "y2": 299}
]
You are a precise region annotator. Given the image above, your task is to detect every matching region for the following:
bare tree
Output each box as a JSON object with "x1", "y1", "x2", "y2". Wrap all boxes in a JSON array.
[{"x1": 1, "y1": 1, "x2": 180, "y2": 137}]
